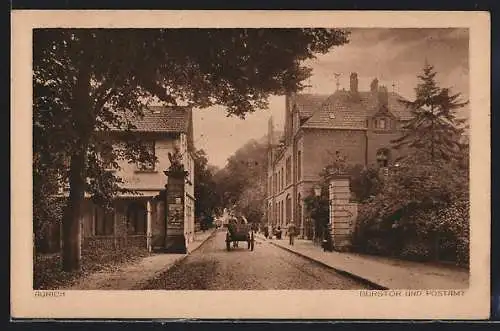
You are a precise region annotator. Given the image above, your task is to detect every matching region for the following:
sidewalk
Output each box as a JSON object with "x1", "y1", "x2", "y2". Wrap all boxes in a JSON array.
[
  {"x1": 66, "y1": 230, "x2": 216, "y2": 290},
  {"x1": 255, "y1": 233, "x2": 469, "y2": 290}
]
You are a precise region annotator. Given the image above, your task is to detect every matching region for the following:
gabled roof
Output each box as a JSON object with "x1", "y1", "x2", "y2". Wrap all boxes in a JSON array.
[
  {"x1": 296, "y1": 90, "x2": 412, "y2": 130},
  {"x1": 386, "y1": 92, "x2": 413, "y2": 121},
  {"x1": 112, "y1": 106, "x2": 192, "y2": 133},
  {"x1": 301, "y1": 91, "x2": 370, "y2": 129}
]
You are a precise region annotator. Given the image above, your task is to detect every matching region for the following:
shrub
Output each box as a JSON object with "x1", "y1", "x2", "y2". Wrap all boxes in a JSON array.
[
  {"x1": 399, "y1": 241, "x2": 432, "y2": 262},
  {"x1": 352, "y1": 160, "x2": 469, "y2": 265}
]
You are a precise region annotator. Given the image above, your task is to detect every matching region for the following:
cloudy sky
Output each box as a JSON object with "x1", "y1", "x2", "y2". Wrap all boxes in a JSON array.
[{"x1": 193, "y1": 28, "x2": 469, "y2": 169}]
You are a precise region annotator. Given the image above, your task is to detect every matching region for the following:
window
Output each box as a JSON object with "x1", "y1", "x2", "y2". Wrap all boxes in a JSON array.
[
  {"x1": 277, "y1": 171, "x2": 280, "y2": 192},
  {"x1": 278, "y1": 201, "x2": 281, "y2": 224},
  {"x1": 297, "y1": 151, "x2": 302, "y2": 181},
  {"x1": 281, "y1": 201, "x2": 284, "y2": 226},
  {"x1": 273, "y1": 173, "x2": 277, "y2": 195},
  {"x1": 379, "y1": 118, "x2": 386, "y2": 129},
  {"x1": 375, "y1": 117, "x2": 388, "y2": 130},
  {"x1": 281, "y1": 168, "x2": 284, "y2": 190},
  {"x1": 127, "y1": 202, "x2": 147, "y2": 235},
  {"x1": 136, "y1": 141, "x2": 156, "y2": 171},
  {"x1": 94, "y1": 206, "x2": 114, "y2": 236},
  {"x1": 286, "y1": 157, "x2": 292, "y2": 185},
  {"x1": 285, "y1": 194, "x2": 292, "y2": 223},
  {"x1": 275, "y1": 202, "x2": 279, "y2": 225},
  {"x1": 297, "y1": 194, "x2": 302, "y2": 225}
]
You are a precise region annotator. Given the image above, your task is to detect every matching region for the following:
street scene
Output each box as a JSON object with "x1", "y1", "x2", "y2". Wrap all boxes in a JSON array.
[
  {"x1": 32, "y1": 27, "x2": 470, "y2": 292},
  {"x1": 141, "y1": 229, "x2": 371, "y2": 290}
]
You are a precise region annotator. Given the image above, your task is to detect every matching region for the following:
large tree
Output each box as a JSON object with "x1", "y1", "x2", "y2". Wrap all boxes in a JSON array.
[
  {"x1": 192, "y1": 149, "x2": 220, "y2": 226},
  {"x1": 34, "y1": 28, "x2": 349, "y2": 271},
  {"x1": 391, "y1": 62, "x2": 468, "y2": 163}
]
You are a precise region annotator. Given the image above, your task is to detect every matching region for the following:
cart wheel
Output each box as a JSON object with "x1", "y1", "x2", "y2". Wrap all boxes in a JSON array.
[{"x1": 251, "y1": 239, "x2": 255, "y2": 251}]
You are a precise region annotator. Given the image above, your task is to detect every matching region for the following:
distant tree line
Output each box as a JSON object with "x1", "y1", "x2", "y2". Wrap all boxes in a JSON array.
[{"x1": 213, "y1": 138, "x2": 269, "y2": 225}]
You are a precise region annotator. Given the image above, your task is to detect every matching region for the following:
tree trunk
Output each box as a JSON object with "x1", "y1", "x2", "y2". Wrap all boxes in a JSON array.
[
  {"x1": 62, "y1": 149, "x2": 86, "y2": 272},
  {"x1": 61, "y1": 41, "x2": 93, "y2": 272}
]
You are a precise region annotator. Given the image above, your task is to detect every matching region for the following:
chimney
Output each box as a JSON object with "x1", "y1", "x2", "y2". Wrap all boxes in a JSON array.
[
  {"x1": 370, "y1": 78, "x2": 379, "y2": 93},
  {"x1": 350, "y1": 72, "x2": 358, "y2": 93},
  {"x1": 378, "y1": 85, "x2": 389, "y2": 110}
]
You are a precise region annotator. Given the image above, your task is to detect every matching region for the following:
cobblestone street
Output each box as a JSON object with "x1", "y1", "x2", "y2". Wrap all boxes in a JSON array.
[{"x1": 141, "y1": 229, "x2": 372, "y2": 290}]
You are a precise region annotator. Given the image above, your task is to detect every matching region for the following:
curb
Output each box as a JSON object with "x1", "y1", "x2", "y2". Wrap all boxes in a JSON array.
[
  {"x1": 134, "y1": 230, "x2": 217, "y2": 289},
  {"x1": 189, "y1": 229, "x2": 217, "y2": 254},
  {"x1": 268, "y1": 241, "x2": 388, "y2": 290}
]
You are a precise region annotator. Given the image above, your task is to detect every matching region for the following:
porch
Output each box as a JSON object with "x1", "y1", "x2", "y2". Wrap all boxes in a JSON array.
[{"x1": 81, "y1": 195, "x2": 161, "y2": 252}]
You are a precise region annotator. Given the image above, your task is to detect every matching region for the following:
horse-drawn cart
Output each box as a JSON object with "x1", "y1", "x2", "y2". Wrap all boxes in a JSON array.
[{"x1": 226, "y1": 218, "x2": 255, "y2": 251}]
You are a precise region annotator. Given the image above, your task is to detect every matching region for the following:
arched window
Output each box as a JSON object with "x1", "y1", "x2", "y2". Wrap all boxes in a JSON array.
[
  {"x1": 127, "y1": 202, "x2": 147, "y2": 235},
  {"x1": 281, "y1": 200, "x2": 284, "y2": 226},
  {"x1": 297, "y1": 193, "x2": 302, "y2": 226},
  {"x1": 268, "y1": 202, "x2": 272, "y2": 224},
  {"x1": 376, "y1": 148, "x2": 391, "y2": 168},
  {"x1": 297, "y1": 150, "x2": 302, "y2": 181},
  {"x1": 285, "y1": 194, "x2": 292, "y2": 223},
  {"x1": 275, "y1": 202, "x2": 279, "y2": 225}
]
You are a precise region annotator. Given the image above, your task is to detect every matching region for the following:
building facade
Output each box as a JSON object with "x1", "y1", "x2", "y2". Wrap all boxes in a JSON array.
[
  {"x1": 266, "y1": 73, "x2": 412, "y2": 238},
  {"x1": 61, "y1": 106, "x2": 196, "y2": 252}
]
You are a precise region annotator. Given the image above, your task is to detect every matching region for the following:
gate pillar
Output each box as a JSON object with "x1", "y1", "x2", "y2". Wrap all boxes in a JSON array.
[{"x1": 328, "y1": 174, "x2": 358, "y2": 251}]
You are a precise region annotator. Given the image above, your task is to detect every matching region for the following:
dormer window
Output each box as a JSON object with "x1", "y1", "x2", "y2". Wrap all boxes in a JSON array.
[
  {"x1": 378, "y1": 118, "x2": 386, "y2": 129},
  {"x1": 374, "y1": 117, "x2": 389, "y2": 130}
]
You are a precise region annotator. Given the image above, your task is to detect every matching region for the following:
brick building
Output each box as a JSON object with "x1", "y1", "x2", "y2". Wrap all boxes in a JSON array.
[
  {"x1": 266, "y1": 73, "x2": 412, "y2": 238},
  {"x1": 56, "y1": 106, "x2": 196, "y2": 253}
]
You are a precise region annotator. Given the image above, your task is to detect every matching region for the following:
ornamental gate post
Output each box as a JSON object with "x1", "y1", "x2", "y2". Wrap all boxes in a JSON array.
[{"x1": 328, "y1": 174, "x2": 358, "y2": 251}]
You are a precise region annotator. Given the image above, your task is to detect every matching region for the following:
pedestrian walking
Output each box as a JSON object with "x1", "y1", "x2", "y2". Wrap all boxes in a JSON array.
[{"x1": 287, "y1": 221, "x2": 297, "y2": 246}]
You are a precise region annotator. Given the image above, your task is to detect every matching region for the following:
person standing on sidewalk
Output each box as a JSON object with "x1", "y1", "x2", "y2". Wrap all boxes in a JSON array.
[{"x1": 287, "y1": 221, "x2": 297, "y2": 246}]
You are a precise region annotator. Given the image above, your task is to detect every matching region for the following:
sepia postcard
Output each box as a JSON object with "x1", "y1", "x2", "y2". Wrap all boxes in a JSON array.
[{"x1": 11, "y1": 10, "x2": 490, "y2": 320}]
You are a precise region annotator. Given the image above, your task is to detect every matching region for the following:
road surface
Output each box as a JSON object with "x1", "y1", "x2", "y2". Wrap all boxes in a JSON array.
[{"x1": 142, "y1": 229, "x2": 372, "y2": 290}]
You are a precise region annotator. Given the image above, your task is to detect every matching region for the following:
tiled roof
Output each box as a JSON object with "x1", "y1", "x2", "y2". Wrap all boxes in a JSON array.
[
  {"x1": 299, "y1": 90, "x2": 412, "y2": 130},
  {"x1": 293, "y1": 94, "x2": 330, "y2": 119},
  {"x1": 113, "y1": 106, "x2": 191, "y2": 133},
  {"x1": 387, "y1": 92, "x2": 413, "y2": 121},
  {"x1": 301, "y1": 91, "x2": 369, "y2": 129}
]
